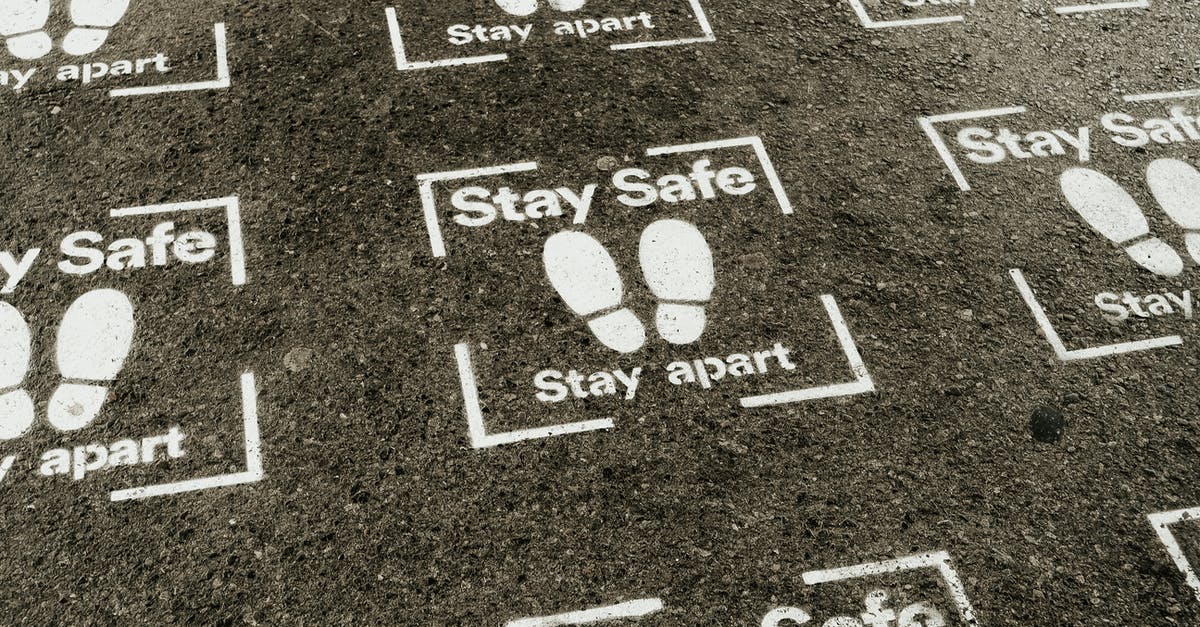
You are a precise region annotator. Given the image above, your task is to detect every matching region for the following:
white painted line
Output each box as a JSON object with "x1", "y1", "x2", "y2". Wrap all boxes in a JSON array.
[
  {"x1": 1009, "y1": 268, "x2": 1181, "y2": 362},
  {"x1": 110, "y1": 372, "x2": 263, "y2": 501},
  {"x1": 224, "y1": 197, "x2": 248, "y2": 286},
  {"x1": 740, "y1": 294, "x2": 874, "y2": 408},
  {"x1": 804, "y1": 551, "x2": 946, "y2": 584},
  {"x1": 1123, "y1": 89, "x2": 1200, "y2": 103},
  {"x1": 609, "y1": 0, "x2": 715, "y2": 50},
  {"x1": 1055, "y1": 0, "x2": 1148, "y2": 14},
  {"x1": 110, "y1": 23, "x2": 231, "y2": 97},
  {"x1": 647, "y1": 136, "x2": 794, "y2": 214},
  {"x1": 803, "y1": 551, "x2": 977, "y2": 625},
  {"x1": 111, "y1": 196, "x2": 248, "y2": 286},
  {"x1": 846, "y1": 0, "x2": 964, "y2": 28},
  {"x1": 1149, "y1": 506, "x2": 1200, "y2": 602},
  {"x1": 0, "y1": 455, "x2": 16, "y2": 484},
  {"x1": 416, "y1": 162, "x2": 540, "y2": 258},
  {"x1": 455, "y1": 343, "x2": 614, "y2": 449},
  {"x1": 385, "y1": 7, "x2": 508, "y2": 71},
  {"x1": 506, "y1": 598, "x2": 664, "y2": 627},
  {"x1": 917, "y1": 106, "x2": 1027, "y2": 192}
]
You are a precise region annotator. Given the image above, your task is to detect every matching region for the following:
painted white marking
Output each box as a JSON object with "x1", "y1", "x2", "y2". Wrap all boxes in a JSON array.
[
  {"x1": 1123, "y1": 88, "x2": 1200, "y2": 103},
  {"x1": 109, "y1": 23, "x2": 230, "y2": 97},
  {"x1": 63, "y1": 0, "x2": 131, "y2": 56},
  {"x1": 48, "y1": 289, "x2": 135, "y2": 432},
  {"x1": 506, "y1": 598, "x2": 664, "y2": 626},
  {"x1": 456, "y1": 343, "x2": 613, "y2": 449},
  {"x1": 416, "y1": 162, "x2": 540, "y2": 258},
  {"x1": 846, "y1": 0, "x2": 964, "y2": 28},
  {"x1": 740, "y1": 295, "x2": 874, "y2": 408},
  {"x1": 608, "y1": 0, "x2": 715, "y2": 50},
  {"x1": 110, "y1": 196, "x2": 247, "y2": 286},
  {"x1": 110, "y1": 371, "x2": 262, "y2": 501},
  {"x1": 803, "y1": 551, "x2": 977, "y2": 625},
  {"x1": 646, "y1": 135, "x2": 794, "y2": 214},
  {"x1": 385, "y1": 7, "x2": 508, "y2": 71},
  {"x1": 544, "y1": 231, "x2": 647, "y2": 353},
  {"x1": 1149, "y1": 506, "x2": 1200, "y2": 602},
  {"x1": 639, "y1": 219, "x2": 714, "y2": 345},
  {"x1": 2, "y1": 0, "x2": 52, "y2": 60},
  {"x1": 0, "y1": 454, "x2": 17, "y2": 483},
  {"x1": 1060, "y1": 166, "x2": 1184, "y2": 277},
  {"x1": 917, "y1": 106, "x2": 1028, "y2": 192},
  {"x1": 1055, "y1": 0, "x2": 1148, "y2": 14},
  {"x1": 1009, "y1": 268, "x2": 1182, "y2": 361}
]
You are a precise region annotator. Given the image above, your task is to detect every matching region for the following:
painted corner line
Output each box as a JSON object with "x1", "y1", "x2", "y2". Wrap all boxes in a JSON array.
[
  {"x1": 609, "y1": 0, "x2": 715, "y2": 50},
  {"x1": 455, "y1": 343, "x2": 614, "y2": 449},
  {"x1": 739, "y1": 294, "x2": 874, "y2": 408},
  {"x1": 385, "y1": 6, "x2": 508, "y2": 70},
  {"x1": 416, "y1": 161, "x2": 540, "y2": 258},
  {"x1": 1009, "y1": 268, "x2": 1181, "y2": 362},
  {"x1": 110, "y1": 22, "x2": 230, "y2": 97},
  {"x1": 847, "y1": 0, "x2": 964, "y2": 28},
  {"x1": 1122, "y1": 88, "x2": 1200, "y2": 103},
  {"x1": 917, "y1": 105, "x2": 1027, "y2": 192},
  {"x1": 1148, "y1": 506, "x2": 1200, "y2": 602},
  {"x1": 1055, "y1": 0, "x2": 1149, "y2": 15},
  {"x1": 802, "y1": 550, "x2": 977, "y2": 624},
  {"x1": 110, "y1": 371, "x2": 263, "y2": 501},
  {"x1": 505, "y1": 597, "x2": 664, "y2": 626}
]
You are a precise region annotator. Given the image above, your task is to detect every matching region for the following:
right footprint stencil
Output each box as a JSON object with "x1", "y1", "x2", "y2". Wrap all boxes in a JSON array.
[
  {"x1": 1060, "y1": 158, "x2": 1200, "y2": 278},
  {"x1": 543, "y1": 219, "x2": 715, "y2": 354}
]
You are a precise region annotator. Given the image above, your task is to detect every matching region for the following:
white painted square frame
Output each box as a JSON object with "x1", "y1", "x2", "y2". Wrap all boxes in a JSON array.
[
  {"x1": 421, "y1": 137, "x2": 873, "y2": 448},
  {"x1": 106, "y1": 196, "x2": 260, "y2": 499},
  {"x1": 802, "y1": 550, "x2": 978, "y2": 624},
  {"x1": 108, "y1": 22, "x2": 230, "y2": 98},
  {"x1": 384, "y1": 0, "x2": 714, "y2": 71},
  {"x1": 30, "y1": 196, "x2": 263, "y2": 500},
  {"x1": 918, "y1": 92, "x2": 1200, "y2": 362}
]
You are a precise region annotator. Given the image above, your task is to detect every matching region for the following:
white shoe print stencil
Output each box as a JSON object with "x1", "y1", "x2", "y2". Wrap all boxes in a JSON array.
[
  {"x1": 0, "y1": 0, "x2": 129, "y2": 59},
  {"x1": 544, "y1": 219, "x2": 714, "y2": 353},
  {"x1": 0, "y1": 289, "x2": 135, "y2": 440},
  {"x1": 62, "y1": 0, "x2": 130, "y2": 56},
  {"x1": 0, "y1": 0, "x2": 52, "y2": 59},
  {"x1": 494, "y1": 0, "x2": 586, "y2": 17},
  {"x1": 1061, "y1": 158, "x2": 1200, "y2": 277},
  {"x1": 639, "y1": 219, "x2": 714, "y2": 345},
  {"x1": 48, "y1": 288, "x2": 135, "y2": 431},
  {"x1": 0, "y1": 301, "x2": 34, "y2": 440},
  {"x1": 544, "y1": 231, "x2": 647, "y2": 354},
  {"x1": 1145, "y1": 159, "x2": 1200, "y2": 267}
]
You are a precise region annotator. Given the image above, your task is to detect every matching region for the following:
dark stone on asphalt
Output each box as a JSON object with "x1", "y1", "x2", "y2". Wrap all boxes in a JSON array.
[{"x1": 1031, "y1": 405, "x2": 1065, "y2": 444}]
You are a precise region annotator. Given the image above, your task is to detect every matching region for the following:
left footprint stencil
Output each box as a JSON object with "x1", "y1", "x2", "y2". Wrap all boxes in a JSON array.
[{"x1": 0, "y1": 0, "x2": 52, "y2": 60}]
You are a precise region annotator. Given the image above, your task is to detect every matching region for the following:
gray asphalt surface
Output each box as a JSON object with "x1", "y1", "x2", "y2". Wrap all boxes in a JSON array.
[{"x1": 1, "y1": 0, "x2": 1200, "y2": 624}]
